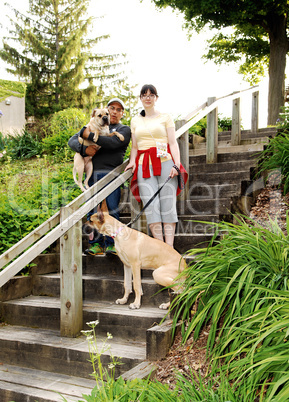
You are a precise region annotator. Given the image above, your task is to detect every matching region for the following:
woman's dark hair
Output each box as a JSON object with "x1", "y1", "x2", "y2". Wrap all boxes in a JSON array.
[
  {"x1": 140, "y1": 84, "x2": 158, "y2": 98},
  {"x1": 140, "y1": 84, "x2": 158, "y2": 116}
]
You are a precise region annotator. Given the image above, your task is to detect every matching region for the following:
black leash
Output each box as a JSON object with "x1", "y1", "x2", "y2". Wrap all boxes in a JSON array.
[{"x1": 126, "y1": 164, "x2": 185, "y2": 227}]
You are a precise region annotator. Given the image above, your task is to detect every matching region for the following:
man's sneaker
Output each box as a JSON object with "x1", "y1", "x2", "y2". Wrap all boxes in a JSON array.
[
  {"x1": 105, "y1": 244, "x2": 117, "y2": 256},
  {"x1": 84, "y1": 243, "x2": 104, "y2": 256}
]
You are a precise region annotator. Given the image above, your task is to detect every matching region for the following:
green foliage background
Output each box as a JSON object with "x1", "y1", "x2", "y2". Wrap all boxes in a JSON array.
[
  {"x1": 0, "y1": 157, "x2": 81, "y2": 255},
  {"x1": 0, "y1": 79, "x2": 26, "y2": 102}
]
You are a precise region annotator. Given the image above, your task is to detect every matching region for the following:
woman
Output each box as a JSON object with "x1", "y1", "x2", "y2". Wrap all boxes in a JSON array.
[{"x1": 125, "y1": 84, "x2": 187, "y2": 247}]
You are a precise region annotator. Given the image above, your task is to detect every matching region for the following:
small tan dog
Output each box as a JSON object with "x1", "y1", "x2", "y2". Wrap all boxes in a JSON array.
[
  {"x1": 73, "y1": 108, "x2": 124, "y2": 191},
  {"x1": 84, "y1": 200, "x2": 186, "y2": 309}
]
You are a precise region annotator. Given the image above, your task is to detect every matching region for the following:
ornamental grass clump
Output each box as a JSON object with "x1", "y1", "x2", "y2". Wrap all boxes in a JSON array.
[{"x1": 171, "y1": 216, "x2": 289, "y2": 400}]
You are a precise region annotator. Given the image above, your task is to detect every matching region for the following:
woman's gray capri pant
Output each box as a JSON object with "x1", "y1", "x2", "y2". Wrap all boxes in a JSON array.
[{"x1": 137, "y1": 159, "x2": 178, "y2": 224}]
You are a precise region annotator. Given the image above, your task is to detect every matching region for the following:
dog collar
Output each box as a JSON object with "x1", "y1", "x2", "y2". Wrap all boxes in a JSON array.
[{"x1": 111, "y1": 226, "x2": 125, "y2": 239}]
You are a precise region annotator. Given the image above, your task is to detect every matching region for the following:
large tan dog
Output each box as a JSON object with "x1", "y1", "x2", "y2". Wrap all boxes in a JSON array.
[
  {"x1": 73, "y1": 108, "x2": 124, "y2": 192},
  {"x1": 85, "y1": 200, "x2": 186, "y2": 309}
]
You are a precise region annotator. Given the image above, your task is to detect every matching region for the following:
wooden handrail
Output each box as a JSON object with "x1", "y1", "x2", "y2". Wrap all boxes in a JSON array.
[
  {"x1": 179, "y1": 85, "x2": 260, "y2": 140},
  {"x1": 0, "y1": 165, "x2": 132, "y2": 287},
  {"x1": 0, "y1": 161, "x2": 129, "y2": 270}
]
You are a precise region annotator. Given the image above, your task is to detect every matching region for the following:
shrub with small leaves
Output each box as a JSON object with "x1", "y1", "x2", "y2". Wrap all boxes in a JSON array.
[{"x1": 42, "y1": 108, "x2": 89, "y2": 161}]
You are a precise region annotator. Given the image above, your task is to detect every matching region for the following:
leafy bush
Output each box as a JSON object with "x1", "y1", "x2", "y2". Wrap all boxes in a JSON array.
[
  {"x1": 42, "y1": 108, "x2": 88, "y2": 161},
  {"x1": 188, "y1": 115, "x2": 234, "y2": 139},
  {"x1": 0, "y1": 132, "x2": 9, "y2": 151},
  {"x1": 218, "y1": 115, "x2": 232, "y2": 131},
  {"x1": 0, "y1": 158, "x2": 81, "y2": 256},
  {"x1": 42, "y1": 128, "x2": 76, "y2": 161},
  {"x1": 188, "y1": 117, "x2": 206, "y2": 137},
  {"x1": 276, "y1": 105, "x2": 289, "y2": 133},
  {"x1": 49, "y1": 107, "x2": 88, "y2": 133}
]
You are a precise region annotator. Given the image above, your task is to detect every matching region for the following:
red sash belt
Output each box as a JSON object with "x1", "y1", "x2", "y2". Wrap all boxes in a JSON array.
[{"x1": 130, "y1": 145, "x2": 188, "y2": 202}]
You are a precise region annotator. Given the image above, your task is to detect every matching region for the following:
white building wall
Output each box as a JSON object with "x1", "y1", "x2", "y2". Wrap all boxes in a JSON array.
[{"x1": 0, "y1": 96, "x2": 25, "y2": 135}]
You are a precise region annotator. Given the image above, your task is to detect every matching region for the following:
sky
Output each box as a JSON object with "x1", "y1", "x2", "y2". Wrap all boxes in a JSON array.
[{"x1": 0, "y1": 0, "x2": 272, "y2": 127}]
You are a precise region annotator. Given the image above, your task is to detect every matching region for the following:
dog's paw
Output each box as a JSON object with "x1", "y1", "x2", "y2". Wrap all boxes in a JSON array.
[
  {"x1": 159, "y1": 302, "x2": 170, "y2": 310},
  {"x1": 129, "y1": 302, "x2": 141, "y2": 309},
  {"x1": 114, "y1": 132, "x2": 124, "y2": 141},
  {"x1": 115, "y1": 298, "x2": 128, "y2": 305}
]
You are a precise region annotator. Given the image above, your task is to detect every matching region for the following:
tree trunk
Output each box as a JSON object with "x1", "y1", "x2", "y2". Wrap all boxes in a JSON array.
[{"x1": 267, "y1": 13, "x2": 289, "y2": 126}]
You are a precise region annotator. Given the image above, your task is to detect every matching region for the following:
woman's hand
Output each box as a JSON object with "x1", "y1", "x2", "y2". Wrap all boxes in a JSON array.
[
  {"x1": 169, "y1": 164, "x2": 179, "y2": 178},
  {"x1": 125, "y1": 161, "x2": 136, "y2": 173}
]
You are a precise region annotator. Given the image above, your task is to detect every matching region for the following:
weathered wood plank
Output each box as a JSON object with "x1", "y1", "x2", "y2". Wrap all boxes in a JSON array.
[
  {"x1": 0, "y1": 364, "x2": 96, "y2": 396},
  {"x1": 206, "y1": 97, "x2": 218, "y2": 163},
  {"x1": 251, "y1": 91, "x2": 259, "y2": 134},
  {"x1": 231, "y1": 96, "x2": 241, "y2": 146},
  {"x1": 60, "y1": 205, "x2": 83, "y2": 337}
]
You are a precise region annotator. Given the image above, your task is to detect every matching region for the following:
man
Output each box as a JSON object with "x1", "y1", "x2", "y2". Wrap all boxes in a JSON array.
[{"x1": 68, "y1": 98, "x2": 131, "y2": 255}]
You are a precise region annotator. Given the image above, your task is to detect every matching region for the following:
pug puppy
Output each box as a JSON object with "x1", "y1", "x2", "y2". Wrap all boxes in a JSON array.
[{"x1": 73, "y1": 108, "x2": 124, "y2": 192}]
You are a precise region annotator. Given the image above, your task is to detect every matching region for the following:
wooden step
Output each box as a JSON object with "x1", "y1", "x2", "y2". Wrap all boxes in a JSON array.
[
  {"x1": 188, "y1": 183, "x2": 240, "y2": 198},
  {"x1": 189, "y1": 150, "x2": 260, "y2": 164},
  {"x1": 174, "y1": 233, "x2": 217, "y2": 253},
  {"x1": 177, "y1": 198, "x2": 232, "y2": 215},
  {"x1": 0, "y1": 363, "x2": 96, "y2": 402},
  {"x1": 218, "y1": 127, "x2": 276, "y2": 141},
  {"x1": 190, "y1": 141, "x2": 267, "y2": 156},
  {"x1": 192, "y1": 170, "x2": 251, "y2": 184},
  {"x1": 194, "y1": 136, "x2": 269, "y2": 149},
  {"x1": 1, "y1": 296, "x2": 168, "y2": 341},
  {"x1": 0, "y1": 324, "x2": 145, "y2": 379},
  {"x1": 33, "y1": 273, "x2": 169, "y2": 307},
  {"x1": 119, "y1": 213, "x2": 220, "y2": 229},
  {"x1": 190, "y1": 159, "x2": 256, "y2": 173}
]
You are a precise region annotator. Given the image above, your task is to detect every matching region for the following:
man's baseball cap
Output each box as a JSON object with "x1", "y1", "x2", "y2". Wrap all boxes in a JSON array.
[{"x1": 107, "y1": 98, "x2": 125, "y2": 110}]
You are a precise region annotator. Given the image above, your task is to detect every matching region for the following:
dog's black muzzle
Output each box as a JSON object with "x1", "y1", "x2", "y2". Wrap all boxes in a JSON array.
[
  {"x1": 82, "y1": 222, "x2": 99, "y2": 238},
  {"x1": 102, "y1": 115, "x2": 109, "y2": 124}
]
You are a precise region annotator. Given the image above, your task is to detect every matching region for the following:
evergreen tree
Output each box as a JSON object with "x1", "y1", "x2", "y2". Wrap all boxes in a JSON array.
[{"x1": 0, "y1": 0, "x2": 126, "y2": 117}]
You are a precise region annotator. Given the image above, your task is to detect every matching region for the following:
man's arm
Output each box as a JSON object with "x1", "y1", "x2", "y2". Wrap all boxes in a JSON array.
[
  {"x1": 96, "y1": 125, "x2": 131, "y2": 149},
  {"x1": 68, "y1": 128, "x2": 86, "y2": 155},
  {"x1": 68, "y1": 127, "x2": 99, "y2": 157}
]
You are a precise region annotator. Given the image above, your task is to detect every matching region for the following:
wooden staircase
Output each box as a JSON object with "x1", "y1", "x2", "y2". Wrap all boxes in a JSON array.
[{"x1": 0, "y1": 127, "x2": 276, "y2": 402}]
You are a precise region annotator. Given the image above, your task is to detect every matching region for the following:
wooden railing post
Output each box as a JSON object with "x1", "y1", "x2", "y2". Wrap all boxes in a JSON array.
[
  {"x1": 176, "y1": 120, "x2": 189, "y2": 209},
  {"x1": 206, "y1": 97, "x2": 218, "y2": 163},
  {"x1": 60, "y1": 206, "x2": 83, "y2": 337},
  {"x1": 251, "y1": 91, "x2": 259, "y2": 134},
  {"x1": 231, "y1": 95, "x2": 241, "y2": 146}
]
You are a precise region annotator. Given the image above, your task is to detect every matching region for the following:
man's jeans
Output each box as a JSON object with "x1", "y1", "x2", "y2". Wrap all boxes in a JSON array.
[{"x1": 88, "y1": 171, "x2": 121, "y2": 247}]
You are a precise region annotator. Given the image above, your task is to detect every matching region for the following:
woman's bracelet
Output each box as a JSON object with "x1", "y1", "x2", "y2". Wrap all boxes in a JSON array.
[{"x1": 173, "y1": 164, "x2": 180, "y2": 173}]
